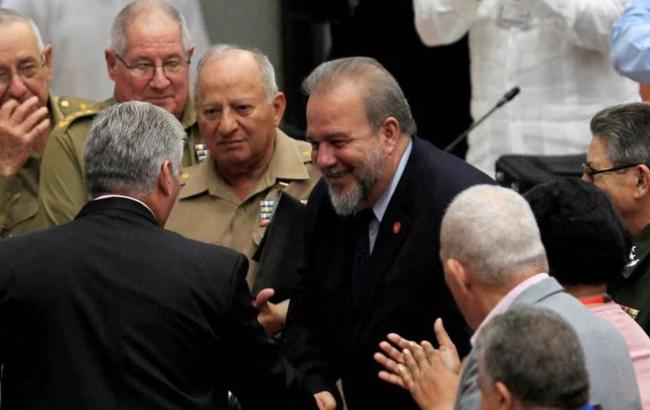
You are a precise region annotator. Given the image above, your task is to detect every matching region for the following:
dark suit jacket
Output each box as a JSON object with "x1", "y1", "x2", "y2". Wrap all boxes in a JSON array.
[
  {"x1": 0, "y1": 197, "x2": 315, "y2": 410},
  {"x1": 283, "y1": 137, "x2": 493, "y2": 409}
]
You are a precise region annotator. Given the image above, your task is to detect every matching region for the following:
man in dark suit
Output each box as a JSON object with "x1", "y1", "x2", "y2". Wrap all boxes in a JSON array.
[
  {"x1": 281, "y1": 57, "x2": 493, "y2": 410},
  {"x1": 0, "y1": 101, "x2": 317, "y2": 410}
]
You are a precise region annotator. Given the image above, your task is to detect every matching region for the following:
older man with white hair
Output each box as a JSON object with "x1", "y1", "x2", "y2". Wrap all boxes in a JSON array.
[
  {"x1": 0, "y1": 8, "x2": 93, "y2": 238},
  {"x1": 375, "y1": 185, "x2": 641, "y2": 410},
  {"x1": 36, "y1": 0, "x2": 204, "y2": 228}
]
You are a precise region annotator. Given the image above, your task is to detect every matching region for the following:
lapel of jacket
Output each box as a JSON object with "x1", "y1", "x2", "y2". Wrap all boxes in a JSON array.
[{"x1": 353, "y1": 139, "x2": 421, "y2": 321}]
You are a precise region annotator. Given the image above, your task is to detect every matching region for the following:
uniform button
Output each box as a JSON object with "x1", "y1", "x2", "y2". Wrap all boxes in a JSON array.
[{"x1": 60, "y1": 100, "x2": 70, "y2": 108}]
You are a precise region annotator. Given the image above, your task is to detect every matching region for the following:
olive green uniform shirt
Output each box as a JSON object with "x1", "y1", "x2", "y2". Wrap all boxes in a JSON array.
[
  {"x1": 165, "y1": 130, "x2": 321, "y2": 287},
  {"x1": 36, "y1": 97, "x2": 204, "y2": 228},
  {"x1": 0, "y1": 94, "x2": 94, "y2": 238}
]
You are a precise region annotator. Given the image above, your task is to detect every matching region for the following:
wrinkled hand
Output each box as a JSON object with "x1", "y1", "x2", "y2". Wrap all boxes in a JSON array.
[
  {"x1": 0, "y1": 96, "x2": 50, "y2": 178},
  {"x1": 373, "y1": 319, "x2": 461, "y2": 409},
  {"x1": 398, "y1": 344, "x2": 458, "y2": 410},
  {"x1": 252, "y1": 288, "x2": 289, "y2": 335}
]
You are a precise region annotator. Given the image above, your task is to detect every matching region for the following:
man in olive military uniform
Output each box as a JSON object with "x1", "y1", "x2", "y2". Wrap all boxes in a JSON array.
[
  {"x1": 36, "y1": 0, "x2": 204, "y2": 228},
  {"x1": 585, "y1": 102, "x2": 650, "y2": 336},
  {"x1": 166, "y1": 45, "x2": 321, "y2": 335},
  {"x1": 0, "y1": 8, "x2": 94, "y2": 238}
]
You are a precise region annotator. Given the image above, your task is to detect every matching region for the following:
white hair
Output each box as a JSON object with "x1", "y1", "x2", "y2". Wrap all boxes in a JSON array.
[
  {"x1": 195, "y1": 44, "x2": 279, "y2": 103},
  {"x1": 109, "y1": 0, "x2": 193, "y2": 55},
  {"x1": 84, "y1": 101, "x2": 185, "y2": 196},
  {"x1": 440, "y1": 185, "x2": 548, "y2": 287},
  {"x1": 0, "y1": 8, "x2": 44, "y2": 51}
]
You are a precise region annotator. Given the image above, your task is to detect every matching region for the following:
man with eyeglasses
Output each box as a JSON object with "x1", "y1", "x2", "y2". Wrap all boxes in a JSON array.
[
  {"x1": 0, "y1": 8, "x2": 93, "y2": 238},
  {"x1": 584, "y1": 101, "x2": 650, "y2": 336},
  {"x1": 35, "y1": 0, "x2": 205, "y2": 228}
]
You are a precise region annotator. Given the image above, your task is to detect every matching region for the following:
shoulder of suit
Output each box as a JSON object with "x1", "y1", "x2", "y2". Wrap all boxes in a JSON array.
[{"x1": 54, "y1": 97, "x2": 113, "y2": 132}]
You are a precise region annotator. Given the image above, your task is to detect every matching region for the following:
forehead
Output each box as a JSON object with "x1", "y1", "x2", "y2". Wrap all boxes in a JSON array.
[
  {"x1": 123, "y1": 11, "x2": 184, "y2": 57},
  {"x1": 0, "y1": 21, "x2": 40, "y2": 64},
  {"x1": 197, "y1": 53, "x2": 266, "y2": 99},
  {"x1": 306, "y1": 81, "x2": 370, "y2": 136},
  {"x1": 587, "y1": 136, "x2": 613, "y2": 165}
]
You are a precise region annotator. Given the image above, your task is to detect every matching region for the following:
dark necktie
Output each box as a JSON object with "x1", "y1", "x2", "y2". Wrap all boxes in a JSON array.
[{"x1": 351, "y1": 208, "x2": 373, "y2": 306}]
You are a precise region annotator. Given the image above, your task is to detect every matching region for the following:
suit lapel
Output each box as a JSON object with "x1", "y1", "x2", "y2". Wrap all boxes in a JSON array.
[{"x1": 354, "y1": 139, "x2": 421, "y2": 321}]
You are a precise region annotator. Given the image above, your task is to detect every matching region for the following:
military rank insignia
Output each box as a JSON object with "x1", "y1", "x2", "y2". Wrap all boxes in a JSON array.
[{"x1": 259, "y1": 199, "x2": 275, "y2": 227}]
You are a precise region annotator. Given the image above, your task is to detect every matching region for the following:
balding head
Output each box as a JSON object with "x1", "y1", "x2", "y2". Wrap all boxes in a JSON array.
[{"x1": 441, "y1": 185, "x2": 548, "y2": 288}]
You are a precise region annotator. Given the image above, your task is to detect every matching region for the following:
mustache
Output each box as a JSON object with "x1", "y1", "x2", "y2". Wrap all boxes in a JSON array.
[{"x1": 322, "y1": 167, "x2": 350, "y2": 179}]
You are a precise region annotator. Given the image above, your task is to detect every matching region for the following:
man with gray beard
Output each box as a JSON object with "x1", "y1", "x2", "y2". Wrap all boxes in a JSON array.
[{"x1": 282, "y1": 57, "x2": 492, "y2": 410}]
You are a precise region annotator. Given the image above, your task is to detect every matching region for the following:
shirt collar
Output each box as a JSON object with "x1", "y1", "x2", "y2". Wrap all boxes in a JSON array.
[
  {"x1": 178, "y1": 129, "x2": 309, "y2": 202},
  {"x1": 470, "y1": 272, "x2": 549, "y2": 346},
  {"x1": 93, "y1": 194, "x2": 156, "y2": 220},
  {"x1": 371, "y1": 138, "x2": 413, "y2": 222}
]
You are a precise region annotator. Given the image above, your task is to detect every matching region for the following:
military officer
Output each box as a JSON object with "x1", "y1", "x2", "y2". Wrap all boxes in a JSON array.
[
  {"x1": 35, "y1": 0, "x2": 205, "y2": 228},
  {"x1": 165, "y1": 45, "x2": 321, "y2": 335},
  {"x1": 0, "y1": 8, "x2": 95, "y2": 238},
  {"x1": 585, "y1": 102, "x2": 650, "y2": 336}
]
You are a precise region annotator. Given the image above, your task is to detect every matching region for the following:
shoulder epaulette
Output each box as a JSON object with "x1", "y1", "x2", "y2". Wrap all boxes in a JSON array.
[
  {"x1": 296, "y1": 141, "x2": 313, "y2": 163},
  {"x1": 55, "y1": 99, "x2": 106, "y2": 130}
]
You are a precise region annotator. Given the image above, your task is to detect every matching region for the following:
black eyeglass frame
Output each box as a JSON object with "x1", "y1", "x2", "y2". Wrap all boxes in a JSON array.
[{"x1": 581, "y1": 162, "x2": 646, "y2": 180}]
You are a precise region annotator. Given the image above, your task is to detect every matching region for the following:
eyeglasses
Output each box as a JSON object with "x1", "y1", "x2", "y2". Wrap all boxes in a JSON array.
[
  {"x1": 0, "y1": 57, "x2": 46, "y2": 89},
  {"x1": 581, "y1": 162, "x2": 644, "y2": 182},
  {"x1": 114, "y1": 53, "x2": 190, "y2": 80}
]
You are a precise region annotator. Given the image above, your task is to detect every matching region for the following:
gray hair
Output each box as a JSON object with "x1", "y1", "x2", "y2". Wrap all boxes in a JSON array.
[
  {"x1": 84, "y1": 101, "x2": 185, "y2": 196},
  {"x1": 590, "y1": 102, "x2": 650, "y2": 166},
  {"x1": 440, "y1": 185, "x2": 548, "y2": 287},
  {"x1": 195, "y1": 44, "x2": 279, "y2": 103},
  {"x1": 109, "y1": 0, "x2": 193, "y2": 55},
  {"x1": 302, "y1": 57, "x2": 417, "y2": 136},
  {"x1": 0, "y1": 8, "x2": 44, "y2": 51},
  {"x1": 475, "y1": 307, "x2": 589, "y2": 409}
]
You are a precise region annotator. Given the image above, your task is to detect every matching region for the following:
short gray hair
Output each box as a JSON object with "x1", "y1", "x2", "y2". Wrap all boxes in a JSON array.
[
  {"x1": 303, "y1": 57, "x2": 417, "y2": 136},
  {"x1": 84, "y1": 101, "x2": 185, "y2": 196},
  {"x1": 475, "y1": 307, "x2": 589, "y2": 409},
  {"x1": 0, "y1": 8, "x2": 44, "y2": 51},
  {"x1": 440, "y1": 185, "x2": 547, "y2": 287},
  {"x1": 590, "y1": 102, "x2": 650, "y2": 166},
  {"x1": 195, "y1": 44, "x2": 279, "y2": 103},
  {"x1": 109, "y1": 0, "x2": 193, "y2": 55}
]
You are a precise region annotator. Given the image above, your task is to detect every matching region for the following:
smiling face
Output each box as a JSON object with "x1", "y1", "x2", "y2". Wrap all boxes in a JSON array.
[
  {"x1": 306, "y1": 81, "x2": 393, "y2": 215},
  {"x1": 196, "y1": 50, "x2": 284, "y2": 176},
  {"x1": 0, "y1": 20, "x2": 52, "y2": 107},
  {"x1": 106, "y1": 9, "x2": 190, "y2": 118}
]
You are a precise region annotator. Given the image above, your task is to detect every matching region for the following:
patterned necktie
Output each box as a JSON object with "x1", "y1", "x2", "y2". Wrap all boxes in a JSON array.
[{"x1": 351, "y1": 208, "x2": 373, "y2": 305}]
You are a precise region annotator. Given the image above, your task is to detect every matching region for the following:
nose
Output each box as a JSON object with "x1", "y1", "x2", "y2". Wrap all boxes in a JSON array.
[
  {"x1": 314, "y1": 143, "x2": 337, "y2": 170},
  {"x1": 7, "y1": 72, "x2": 29, "y2": 100},
  {"x1": 149, "y1": 65, "x2": 171, "y2": 90},
  {"x1": 217, "y1": 108, "x2": 238, "y2": 135}
]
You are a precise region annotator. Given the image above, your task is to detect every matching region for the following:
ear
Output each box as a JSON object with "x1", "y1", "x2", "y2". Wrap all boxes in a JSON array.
[
  {"x1": 379, "y1": 116, "x2": 401, "y2": 155},
  {"x1": 271, "y1": 91, "x2": 287, "y2": 127},
  {"x1": 632, "y1": 164, "x2": 650, "y2": 199},
  {"x1": 157, "y1": 160, "x2": 175, "y2": 197},
  {"x1": 105, "y1": 49, "x2": 118, "y2": 81},
  {"x1": 187, "y1": 45, "x2": 195, "y2": 61},
  {"x1": 494, "y1": 381, "x2": 514, "y2": 410},
  {"x1": 445, "y1": 258, "x2": 471, "y2": 296},
  {"x1": 42, "y1": 44, "x2": 53, "y2": 77}
]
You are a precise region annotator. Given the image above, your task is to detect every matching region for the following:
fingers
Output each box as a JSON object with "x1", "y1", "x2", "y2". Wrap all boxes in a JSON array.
[
  {"x1": 434, "y1": 318, "x2": 455, "y2": 349},
  {"x1": 379, "y1": 339, "x2": 405, "y2": 364},
  {"x1": 314, "y1": 391, "x2": 336, "y2": 410},
  {"x1": 377, "y1": 369, "x2": 406, "y2": 389},
  {"x1": 20, "y1": 106, "x2": 49, "y2": 137},
  {"x1": 374, "y1": 351, "x2": 402, "y2": 375},
  {"x1": 386, "y1": 332, "x2": 416, "y2": 351},
  {"x1": 0, "y1": 99, "x2": 19, "y2": 120},
  {"x1": 11, "y1": 96, "x2": 41, "y2": 124},
  {"x1": 252, "y1": 288, "x2": 275, "y2": 308}
]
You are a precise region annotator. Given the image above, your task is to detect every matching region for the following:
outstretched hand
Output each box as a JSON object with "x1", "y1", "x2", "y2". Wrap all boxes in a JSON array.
[
  {"x1": 373, "y1": 318, "x2": 462, "y2": 410},
  {"x1": 252, "y1": 288, "x2": 289, "y2": 335}
]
